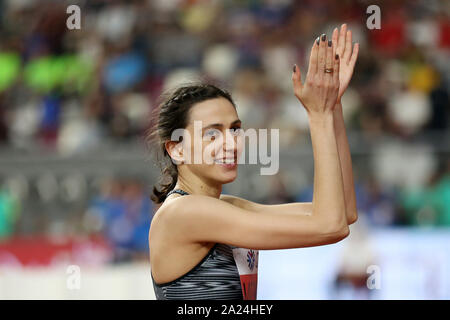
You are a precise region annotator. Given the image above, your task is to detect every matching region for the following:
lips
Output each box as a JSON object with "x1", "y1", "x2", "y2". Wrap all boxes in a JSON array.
[{"x1": 214, "y1": 158, "x2": 236, "y2": 164}]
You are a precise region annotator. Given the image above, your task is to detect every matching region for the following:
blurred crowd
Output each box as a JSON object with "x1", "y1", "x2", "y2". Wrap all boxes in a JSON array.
[
  {"x1": 83, "y1": 176, "x2": 153, "y2": 262},
  {"x1": 0, "y1": 0, "x2": 449, "y2": 260}
]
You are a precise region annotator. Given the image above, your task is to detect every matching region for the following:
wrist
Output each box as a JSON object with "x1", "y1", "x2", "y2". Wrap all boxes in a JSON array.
[{"x1": 308, "y1": 110, "x2": 334, "y2": 125}]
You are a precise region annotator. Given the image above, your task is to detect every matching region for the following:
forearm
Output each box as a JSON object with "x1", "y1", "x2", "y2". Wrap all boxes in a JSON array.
[
  {"x1": 308, "y1": 111, "x2": 348, "y2": 231},
  {"x1": 332, "y1": 101, "x2": 358, "y2": 224}
]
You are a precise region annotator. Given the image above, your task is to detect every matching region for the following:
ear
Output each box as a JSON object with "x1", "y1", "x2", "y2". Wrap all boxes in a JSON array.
[{"x1": 165, "y1": 140, "x2": 184, "y2": 165}]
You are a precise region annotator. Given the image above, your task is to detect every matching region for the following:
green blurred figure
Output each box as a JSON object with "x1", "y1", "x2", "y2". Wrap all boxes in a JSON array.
[
  {"x1": 401, "y1": 162, "x2": 450, "y2": 227},
  {"x1": 0, "y1": 189, "x2": 20, "y2": 240}
]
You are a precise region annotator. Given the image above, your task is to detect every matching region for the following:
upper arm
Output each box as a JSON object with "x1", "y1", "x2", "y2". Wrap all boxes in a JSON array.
[
  {"x1": 165, "y1": 195, "x2": 349, "y2": 250},
  {"x1": 220, "y1": 194, "x2": 313, "y2": 216}
]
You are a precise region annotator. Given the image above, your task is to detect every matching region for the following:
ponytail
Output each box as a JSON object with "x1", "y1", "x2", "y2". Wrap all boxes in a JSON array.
[{"x1": 151, "y1": 162, "x2": 178, "y2": 204}]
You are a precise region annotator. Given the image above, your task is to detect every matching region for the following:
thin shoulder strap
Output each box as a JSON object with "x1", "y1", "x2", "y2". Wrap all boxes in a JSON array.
[{"x1": 166, "y1": 189, "x2": 190, "y2": 197}]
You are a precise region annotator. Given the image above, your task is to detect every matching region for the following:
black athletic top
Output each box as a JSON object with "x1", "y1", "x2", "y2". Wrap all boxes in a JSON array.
[{"x1": 151, "y1": 189, "x2": 259, "y2": 300}]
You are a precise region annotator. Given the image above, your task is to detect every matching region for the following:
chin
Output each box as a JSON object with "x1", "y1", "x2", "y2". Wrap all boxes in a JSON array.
[
  {"x1": 218, "y1": 167, "x2": 238, "y2": 184},
  {"x1": 221, "y1": 174, "x2": 237, "y2": 184}
]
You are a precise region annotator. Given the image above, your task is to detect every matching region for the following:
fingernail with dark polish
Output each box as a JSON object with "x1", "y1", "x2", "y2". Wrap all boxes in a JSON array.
[
  {"x1": 316, "y1": 37, "x2": 320, "y2": 45},
  {"x1": 293, "y1": 64, "x2": 296, "y2": 72},
  {"x1": 321, "y1": 34, "x2": 326, "y2": 41},
  {"x1": 335, "y1": 54, "x2": 339, "y2": 60},
  {"x1": 328, "y1": 40, "x2": 332, "y2": 47}
]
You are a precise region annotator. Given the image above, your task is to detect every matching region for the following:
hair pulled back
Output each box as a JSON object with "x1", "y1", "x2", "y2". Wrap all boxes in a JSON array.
[{"x1": 146, "y1": 83, "x2": 235, "y2": 204}]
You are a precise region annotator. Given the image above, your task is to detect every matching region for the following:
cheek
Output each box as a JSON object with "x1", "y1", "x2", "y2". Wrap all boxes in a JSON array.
[
  {"x1": 203, "y1": 140, "x2": 219, "y2": 162},
  {"x1": 184, "y1": 137, "x2": 213, "y2": 162},
  {"x1": 236, "y1": 136, "x2": 244, "y2": 156},
  {"x1": 188, "y1": 138, "x2": 221, "y2": 165},
  {"x1": 203, "y1": 134, "x2": 233, "y2": 161}
]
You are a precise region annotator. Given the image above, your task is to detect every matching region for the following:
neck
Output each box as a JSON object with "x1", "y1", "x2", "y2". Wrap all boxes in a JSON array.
[{"x1": 175, "y1": 166, "x2": 222, "y2": 199}]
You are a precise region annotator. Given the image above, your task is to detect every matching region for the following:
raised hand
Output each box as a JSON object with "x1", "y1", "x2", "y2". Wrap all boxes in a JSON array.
[
  {"x1": 292, "y1": 34, "x2": 340, "y2": 116},
  {"x1": 331, "y1": 24, "x2": 359, "y2": 101}
]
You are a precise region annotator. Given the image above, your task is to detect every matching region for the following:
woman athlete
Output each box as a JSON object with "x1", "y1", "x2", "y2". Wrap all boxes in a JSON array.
[{"x1": 148, "y1": 24, "x2": 359, "y2": 300}]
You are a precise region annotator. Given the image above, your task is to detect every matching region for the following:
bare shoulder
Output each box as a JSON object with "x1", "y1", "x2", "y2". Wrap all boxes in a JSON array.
[
  {"x1": 151, "y1": 195, "x2": 229, "y2": 244},
  {"x1": 155, "y1": 194, "x2": 225, "y2": 227},
  {"x1": 149, "y1": 196, "x2": 214, "y2": 250},
  {"x1": 160, "y1": 194, "x2": 261, "y2": 216},
  {"x1": 148, "y1": 196, "x2": 193, "y2": 241}
]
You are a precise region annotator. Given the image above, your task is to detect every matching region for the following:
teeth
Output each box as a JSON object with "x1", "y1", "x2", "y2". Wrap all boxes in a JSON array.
[{"x1": 215, "y1": 159, "x2": 235, "y2": 164}]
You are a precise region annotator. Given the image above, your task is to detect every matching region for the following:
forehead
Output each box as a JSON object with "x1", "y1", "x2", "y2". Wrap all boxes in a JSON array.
[{"x1": 187, "y1": 97, "x2": 238, "y2": 126}]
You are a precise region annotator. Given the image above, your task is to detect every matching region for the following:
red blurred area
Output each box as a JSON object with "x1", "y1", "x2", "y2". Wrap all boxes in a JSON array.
[{"x1": 0, "y1": 235, "x2": 112, "y2": 267}]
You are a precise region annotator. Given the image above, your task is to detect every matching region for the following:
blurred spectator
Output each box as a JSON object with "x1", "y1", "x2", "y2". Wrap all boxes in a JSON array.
[
  {"x1": 400, "y1": 160, "x2": 450, "y2": 226},
  {"x1": 357, "y1": 177, "x2": 398, "y2": 226},
  {"x1": 84, "y1": 177, "x2": 154, "y2": 262},
  {"x1": 0, "y1": 188, "x2": 20, "y2": 240},
  {"x1": 332, "y1": 216, "x2": 378, "y2": 299}
]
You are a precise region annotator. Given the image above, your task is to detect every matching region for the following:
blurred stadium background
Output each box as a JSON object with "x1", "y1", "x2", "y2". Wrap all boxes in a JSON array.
[{"x1": 0, "y1": 0, "x2": 449, "y2": 299}]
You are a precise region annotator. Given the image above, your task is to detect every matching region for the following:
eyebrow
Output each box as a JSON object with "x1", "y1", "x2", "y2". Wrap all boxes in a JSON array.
[{"x1": 202, "y1": 119, "x2": 242, "y2": 131}]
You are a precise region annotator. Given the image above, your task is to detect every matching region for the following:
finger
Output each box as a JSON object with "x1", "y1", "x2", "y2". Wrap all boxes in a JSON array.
[
  {"x1": 349, "y1": 42, "x2": 359, "y2": 68},
  {"x1": 332, "y1": 27, "x2": 338, "y2": 56},
  {"x1": 343, "y1": 30, "x2": 353, "y2": 64},
  {"x1": 307, "y1": 36, "x2": 320, "y2": 76},
  {"x1": 325, "y1": 40, "x2": 333, "y2": 82},
  {"x1": 337, "y1": 23, "x2": 347, "y2": 56},
  {"x1": 317, "y1": 33, "x2": 327, "y2": 79},
  {"x1": 292, "y1": 64, "x2": 303, "y2": 92},
  {"x1": 333, "y1": 52, "x2": 340, "y2": 84}
]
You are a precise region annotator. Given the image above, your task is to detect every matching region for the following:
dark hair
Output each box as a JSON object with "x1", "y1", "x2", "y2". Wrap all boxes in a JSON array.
[{"x1": 146, "y1": 83, "x2": 236, "y2": 204}]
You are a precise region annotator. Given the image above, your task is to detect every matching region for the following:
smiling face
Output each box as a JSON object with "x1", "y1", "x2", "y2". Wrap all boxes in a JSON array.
[{"x1": 177, "y1": 97, "x2": 244, "y2": 185}]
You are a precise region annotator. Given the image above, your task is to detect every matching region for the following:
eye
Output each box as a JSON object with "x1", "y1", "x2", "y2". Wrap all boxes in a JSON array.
[
  {"x1": 229, "y1": 127, "x2": 243, "y2": 136},
  {"x1": 203, "y1": 129, "x2": 222, "y2": 140}
]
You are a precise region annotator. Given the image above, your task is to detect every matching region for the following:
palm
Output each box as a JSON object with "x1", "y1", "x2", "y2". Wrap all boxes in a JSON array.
[{"x1": 332, "y1": 24, "x2": 359, "y2": 101}]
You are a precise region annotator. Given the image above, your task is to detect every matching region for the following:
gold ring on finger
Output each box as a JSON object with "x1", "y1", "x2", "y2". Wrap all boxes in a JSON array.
[{"x1": 324, "y1": 68, "x2": 334, "y2": 74}]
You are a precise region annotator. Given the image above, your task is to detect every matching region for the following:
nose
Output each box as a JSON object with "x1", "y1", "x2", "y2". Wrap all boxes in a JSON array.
[{"x1": 223, "y1": 129, "x2": 238, "y2": 155}]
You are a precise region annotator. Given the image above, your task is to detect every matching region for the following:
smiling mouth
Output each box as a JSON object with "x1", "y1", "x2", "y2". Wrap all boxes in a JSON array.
[{"x1": 214, "y1": 158, "x2": 236, "y2": 164}]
